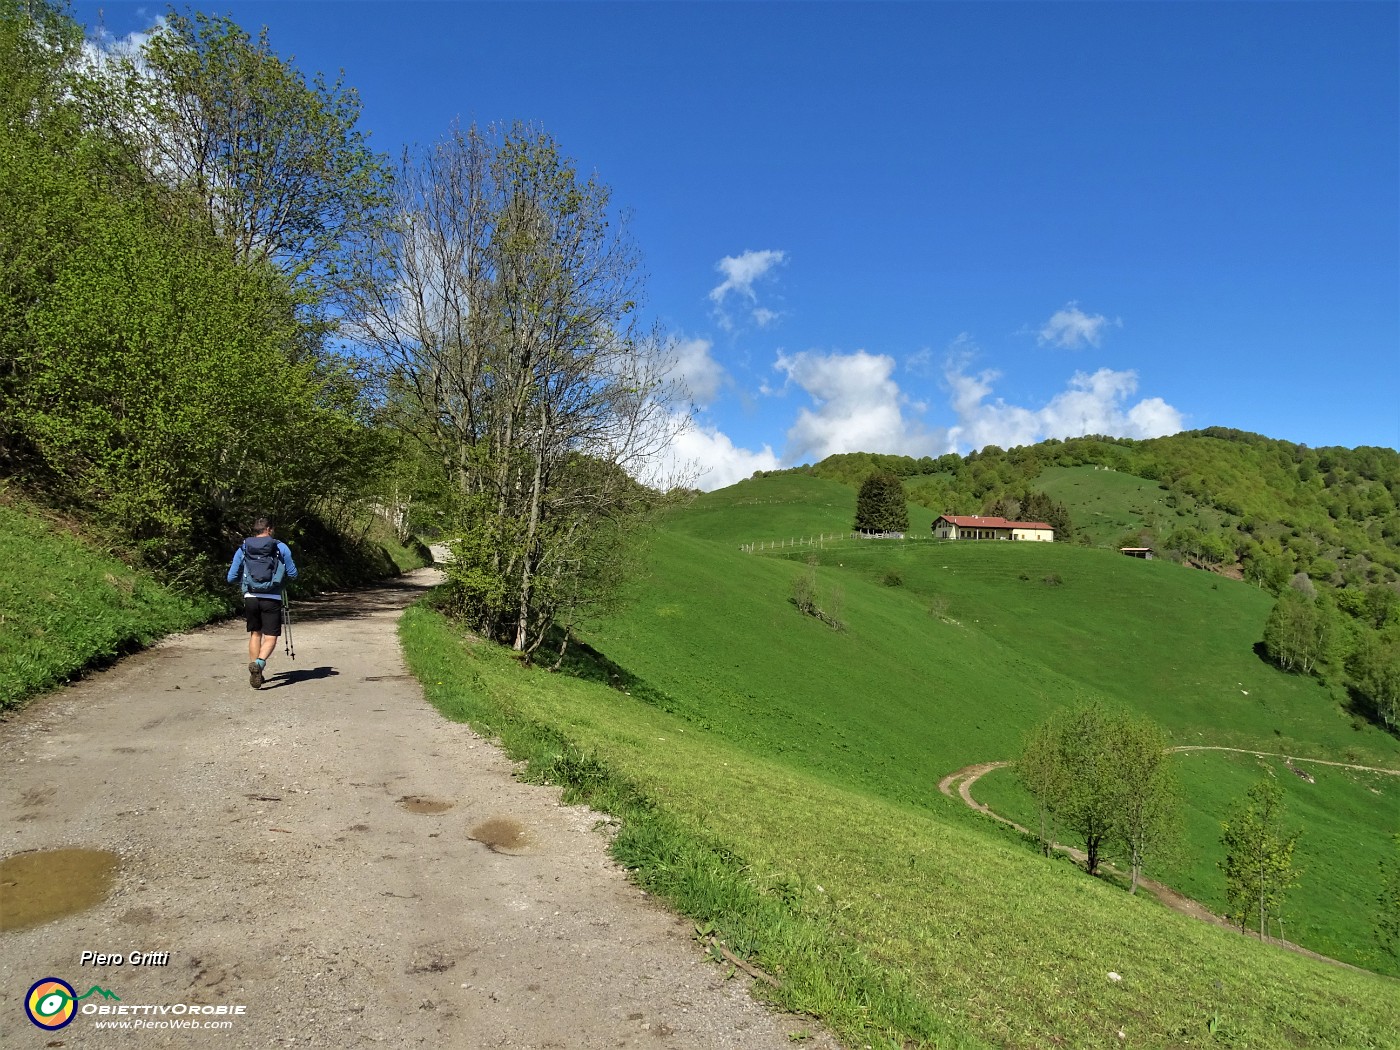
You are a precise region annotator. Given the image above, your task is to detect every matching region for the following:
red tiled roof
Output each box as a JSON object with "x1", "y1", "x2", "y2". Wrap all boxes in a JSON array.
[{"x1": 934, "y1": 515, "x2": 1052, "y2": 530}]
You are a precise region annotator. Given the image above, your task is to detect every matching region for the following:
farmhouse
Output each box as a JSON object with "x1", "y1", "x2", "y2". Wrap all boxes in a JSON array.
[{"x1": 932, "y1": 514, "x2": 1054, "y2": 542}]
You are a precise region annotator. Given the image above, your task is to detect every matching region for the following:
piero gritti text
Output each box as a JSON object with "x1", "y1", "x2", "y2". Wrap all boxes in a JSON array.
[{"x1": 81, "y1": 950, "x2": 170, "y2": 966}]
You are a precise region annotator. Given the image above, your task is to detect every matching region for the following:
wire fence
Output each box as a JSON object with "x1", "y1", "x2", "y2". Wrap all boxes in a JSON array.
[{"x1": 740, "y1": 531, "x2": 936, "y2": 554}]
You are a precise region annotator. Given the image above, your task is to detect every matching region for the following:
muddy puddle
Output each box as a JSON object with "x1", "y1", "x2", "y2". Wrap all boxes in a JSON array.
[
  {"x1": 398, "y1": 795, "x2": 454, "y2": 814},
  {"x1": 0, "y1": 848, "x2": 120, "y2": 931},
  {"x1": 470, "y1": 817, "x2": 529, "y2": 853}
]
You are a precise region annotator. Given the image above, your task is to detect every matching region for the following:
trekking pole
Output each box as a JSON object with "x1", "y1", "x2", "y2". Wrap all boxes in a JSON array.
[{"x1": 282, "y1": 592, "x2": 295, "y2": 661}]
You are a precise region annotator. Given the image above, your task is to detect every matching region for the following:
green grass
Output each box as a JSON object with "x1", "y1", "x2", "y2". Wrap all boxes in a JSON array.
[
  {"x1": 401, "y1": 601, "x2": 1400, "y2": 1049},
  {"x1": 808, "y1": 539, "x2": 1389, "y2": 763},
  {"x1": 668, "y1": 473, "x2": 936, "y2": 546},
  {"x1": 1032, "y1": 464, "x2": 1178, "y2": 546},
  {"x1": 0, "y1": 499, "x2": 225, "y2": 708}
]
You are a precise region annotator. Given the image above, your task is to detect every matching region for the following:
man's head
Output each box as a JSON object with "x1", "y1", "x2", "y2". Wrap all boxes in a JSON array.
[{"x1": 253, "y1": 516, "x2": 274, "y2": 535}]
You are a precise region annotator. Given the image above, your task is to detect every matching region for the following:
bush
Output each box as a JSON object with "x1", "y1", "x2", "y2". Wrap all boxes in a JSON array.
[{"x1": 882, "y1": 569, "x2": 904, "y2": 587}]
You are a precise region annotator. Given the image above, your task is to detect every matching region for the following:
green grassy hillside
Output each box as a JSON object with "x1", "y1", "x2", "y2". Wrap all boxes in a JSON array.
[
  {"x1": 802, "y1": 430, "x2": 1400, "y2": 583},
  {"x1": 1031, "y1": 464, "x2": 1218, "y2": 547},
  {"x1": 579, "y1": 503, "x2": 1398, "y2": 966},
  {"x1": 0, "y1": 499, "x2": 225, "y2": 707},
  {"x1": 401, "y1": 470, "x2": 1400, "y2": 1046}
]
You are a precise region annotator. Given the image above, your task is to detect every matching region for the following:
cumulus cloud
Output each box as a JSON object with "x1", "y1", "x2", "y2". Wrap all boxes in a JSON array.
[
  {"x1": 774, "y1": 350, "x2": 948, "y2": 464},
  {"x1": 668, "y1": 336, "x2": 727, "y2": 407},
  {"x1": 709, "y1": 249, "x2": 787, "y2": 330},
  {"x1": 636, "y1": 413, "x2": 779, "y2": 492},
  {"x1": 945, "y1": 356, "x2": 1183, "y2": 451},
  {"x1": 709, "y1": 249, "x2": 786, "y2": 304},
  {"x1": 1037, "y1": 302, "x2": 1118, "y2": 349}
]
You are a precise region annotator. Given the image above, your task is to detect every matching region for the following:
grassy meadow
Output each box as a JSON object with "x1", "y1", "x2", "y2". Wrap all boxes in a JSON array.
[{"x1": 401, "y1": 472, "x2": 1400, "y2": 1048}]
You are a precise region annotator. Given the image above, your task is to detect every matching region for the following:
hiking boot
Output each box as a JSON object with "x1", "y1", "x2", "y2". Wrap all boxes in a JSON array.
[{"x1": 249, "y1": 661, "x2": 263, "y2": 689}]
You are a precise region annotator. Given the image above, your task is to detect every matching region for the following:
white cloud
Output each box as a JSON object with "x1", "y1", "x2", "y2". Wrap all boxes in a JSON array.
[
  {"x1": 774, "y1": 350, "x2": 949, "y2": 464},
  {"x1": 638, "y1": 413, "x2": 779, "y2": 491},
  {"x1": 752, "y1": 307, "x2": 781, "y2": 328},
  {"x1": 709, "y1": 249, "x2": 786, "y2": 304},
  {"x1": 945, "y1": 356, "x2": 1183, "y2": 451},
  {"x1": 668, "y1": 336, "x2": 727, "y2": 407},
  {"x1": 1037, "y1": 302, "x2": 1118, "y2": 349}
]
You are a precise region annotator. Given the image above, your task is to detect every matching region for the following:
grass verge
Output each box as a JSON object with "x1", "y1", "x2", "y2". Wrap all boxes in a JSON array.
[{"x1": 0, "y1": 499, "x2": 225, "y2": 708}]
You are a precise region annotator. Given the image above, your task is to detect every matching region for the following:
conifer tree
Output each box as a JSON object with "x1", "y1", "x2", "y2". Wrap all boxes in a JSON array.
[{"x1": 854, "y1": 471, "x2": 909, "y2": 534}]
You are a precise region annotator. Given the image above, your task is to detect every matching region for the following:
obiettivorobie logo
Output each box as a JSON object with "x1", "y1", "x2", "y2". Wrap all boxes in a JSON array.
[{"x1": 24, "y1": 978, "x2": 119, "y2": 1030}]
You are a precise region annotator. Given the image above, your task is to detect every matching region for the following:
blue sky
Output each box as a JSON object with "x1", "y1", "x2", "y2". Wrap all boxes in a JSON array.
[{"x1": 77, "y1": 1, "x2": 1398, "y2": 488}]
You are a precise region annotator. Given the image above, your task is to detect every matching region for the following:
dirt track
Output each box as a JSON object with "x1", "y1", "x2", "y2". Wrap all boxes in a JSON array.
[
  {"x1": 0, "y1": 568, "x2": 837, "y2": 1049},
  {"x1": 937, "y1": 759, "x2": 1392, "y2": 971}
]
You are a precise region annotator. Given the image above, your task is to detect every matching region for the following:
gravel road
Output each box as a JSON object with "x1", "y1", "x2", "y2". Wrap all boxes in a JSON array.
[{"x1": 0, "y1": 568, "x2": 837, "y2": 1049}]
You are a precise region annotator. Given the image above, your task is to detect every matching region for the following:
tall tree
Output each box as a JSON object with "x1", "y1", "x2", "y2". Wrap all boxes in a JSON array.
[
  {"x1": 350, "y1": 123, "x2": 679, "y2": 655},
  {"x1": 1111, "y1": 715, "x2": 1181, "y2": 894},
  {"x1": 1219, "y1": 778, "x2": 1302, "y2": 941},
  {"x1": 854, "y1": 471, "x2": 909, "y2": 534},
  {"x1": 2, "y1": 0, "x2": 386, "y2": 562},
  {"x1": 1347, "y1": 628, "x2": 1400, "y2": 730},
  {"x1": 1051, "y1": 702, "x2": 1120, "y2": 876},
  {"x1": 112, "y1": 10, "x2": 389, "y2": 307},
  {"x1": 1016, "y1": 719, "x2": 1069, "y2": 856}
]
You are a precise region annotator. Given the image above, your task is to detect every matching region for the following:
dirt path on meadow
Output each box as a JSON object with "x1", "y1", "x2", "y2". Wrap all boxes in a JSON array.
[
  {"x1": 938, "y1": 757, "x2": 1396, "y2": 971},
  {"x1": 0, "y1": 567, "x2": 838, "y2": 1049}
]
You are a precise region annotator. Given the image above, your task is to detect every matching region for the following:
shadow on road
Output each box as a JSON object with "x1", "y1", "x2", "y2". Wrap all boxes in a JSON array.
[
  {"x1": 262, "y1": 666, "x2": 339, "y2": 689},
  {"x1": 283, "y1": 574, "x2": 440, "y2": 623}
]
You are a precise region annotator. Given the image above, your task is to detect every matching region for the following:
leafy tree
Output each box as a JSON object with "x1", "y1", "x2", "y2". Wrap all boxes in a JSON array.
[
  {"x1": 111, "y1": 10, "x2": 390, "y2": 305},
  {"x1": 1220, "y1": 778, "x2": 1301, "y2": 941},
  {"x1": 1016, "y1": 719, "x2": 1069, "y2": 856},
  {"x1": 350, "y1": 122, "x2": 679, "y2": 655},
  {"x1": 1262, "y1": 590, "x2": 1335, "y2": 675},
  {"x1": 1347, "y1": 628, "x2": 1400, "y2": 730},
  {"x1": 1018, "y1": 491, "x2": 1074, "y2": 543},
  {"x1": 854, "y1": 471, "x2": 909, "y2": 534},
  {"x1": 1018, "y1": 702, "x2": 1179, "y2": 881},
  {"x1": 3, "y1": 0, "x2": 387, "y2": 566},
  {"x1": 1112, "y1": 715, "x2": 1182, "y2": 893}
]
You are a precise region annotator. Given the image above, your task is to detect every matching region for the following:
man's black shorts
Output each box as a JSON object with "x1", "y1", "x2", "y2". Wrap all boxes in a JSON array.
[{"x1": 243, "y1": 597, "x2": 282, "y2": 636}]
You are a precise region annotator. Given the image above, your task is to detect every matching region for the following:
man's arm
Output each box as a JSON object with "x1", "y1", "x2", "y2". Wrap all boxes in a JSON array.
[
  {"x1": 278, "y1": 541, "x2": 299, "y2": 579},
  {"x1": 226, "y1": 548, "x2": 244, "y2": 584}
]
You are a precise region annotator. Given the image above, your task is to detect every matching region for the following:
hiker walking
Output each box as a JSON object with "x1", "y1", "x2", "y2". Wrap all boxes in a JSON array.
[{"x1": 226, "y1": 516, "x2": 299, "y2": 689}]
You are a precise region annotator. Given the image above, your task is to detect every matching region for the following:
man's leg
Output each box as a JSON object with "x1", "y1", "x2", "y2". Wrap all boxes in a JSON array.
[{"x1": 248, "y1": 601, "x2": 281, "y2": 689}]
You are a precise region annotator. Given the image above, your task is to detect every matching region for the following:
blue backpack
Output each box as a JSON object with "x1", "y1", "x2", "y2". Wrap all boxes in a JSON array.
[{"x1": 241, "y1": 536, "x2": 287, "y2": 594}]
